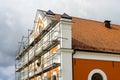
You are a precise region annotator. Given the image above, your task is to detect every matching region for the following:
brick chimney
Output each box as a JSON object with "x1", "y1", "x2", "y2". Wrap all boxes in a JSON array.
[{"x1": 104, "y1": 20, "x2": 111, "y2": 28}]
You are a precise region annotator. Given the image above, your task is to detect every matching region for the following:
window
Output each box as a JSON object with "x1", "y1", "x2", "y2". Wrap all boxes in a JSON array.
[
  {"x1": 44, "y1": 76, "x2": 47, "y2": 80},
  {"x1": 88, "y1": 69, "x2": 107, "y2": 80},
  {"x1": 92, "y1": 73, "x2": 103, "y2": 80},
  {"x1": 52, "y1": 75, "x2": 56, "y2": 80},
  {"x1": 37, "y1": 59, "x2": 41, "y2": 67},
  {"x1": 39, "y1": 25, "x2": 42, "y2": 33}
]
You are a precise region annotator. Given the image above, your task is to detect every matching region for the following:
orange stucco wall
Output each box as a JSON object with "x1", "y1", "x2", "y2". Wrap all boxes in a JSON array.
[{"x1": 73, "y1": 58, "x2": 120, "y2": 80}]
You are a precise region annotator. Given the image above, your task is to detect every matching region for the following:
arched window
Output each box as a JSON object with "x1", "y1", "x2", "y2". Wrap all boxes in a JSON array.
[
  {"x1": 37, "y1": 58, "x2": 41, "y2": 67},
  {"x1": 92, "y1": 73, "x2": 103, "y2": 80},
  {"x1": 39, "y1": 25, "x2": 42, "y2": 34},
  {"x1": 88, "y1": 69, "x2": 107, "y2": 80},
  {"x1": 52, "y1": 75, "x2": 56, "y2": 80}
]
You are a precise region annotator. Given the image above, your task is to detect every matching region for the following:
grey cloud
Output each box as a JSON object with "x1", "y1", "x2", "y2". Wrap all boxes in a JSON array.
[
  {"x1": 0, "y1": 0, "x2": 120, "y2": 80},
  {"x1": 78, "y1": 0, "x2": 120, "y2": 23},
  {"x1": 0, "y1": 65, "x2": 14, "y2": 80}
]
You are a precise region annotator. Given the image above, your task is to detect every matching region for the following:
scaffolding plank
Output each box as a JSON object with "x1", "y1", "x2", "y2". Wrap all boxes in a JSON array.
[
  {"x1": 16, "y1": 40, "x2": 60, "y2": 72},
  {"x1": 29, "y1": 63, "x2": 60, "y2": 79}
]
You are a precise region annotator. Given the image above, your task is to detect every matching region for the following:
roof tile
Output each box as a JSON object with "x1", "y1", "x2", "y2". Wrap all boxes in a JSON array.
[
  {"x1": 72, "y1": 17, "x2": 120, "y2": 53},
  {"x1": 55, "y1": 14, "x2": 120, "y2": 53}
]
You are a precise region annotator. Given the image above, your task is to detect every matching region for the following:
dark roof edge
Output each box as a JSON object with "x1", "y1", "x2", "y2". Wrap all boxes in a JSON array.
[{"x1": 73, "y1": 49, "x2": 120, "y2": 55}]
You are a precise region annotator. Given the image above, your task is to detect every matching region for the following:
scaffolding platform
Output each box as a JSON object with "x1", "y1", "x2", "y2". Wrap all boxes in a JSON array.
[
  {"x1": 29, "y1": 63, "x2": 60, "y2": 79},
  {"x1": 16, "y1": 20, "x2": 59, "y2": 60},
  {"x1": 16, "y1": 40, "x2": 60, "y2": 72}
]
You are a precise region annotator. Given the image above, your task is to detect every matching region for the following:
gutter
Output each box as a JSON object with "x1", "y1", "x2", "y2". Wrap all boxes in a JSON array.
[{"x1": 72, "y1": 49, "x2": 76, "y2": 80}]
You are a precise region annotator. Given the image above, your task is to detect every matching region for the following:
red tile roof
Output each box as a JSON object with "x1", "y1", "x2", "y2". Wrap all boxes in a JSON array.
[
  {"x1": 55, "y1": 14, "x2": 120, "y2": 53},
  {"x1": 72, "y1": 17, "x2": 120, "y2": 53}
]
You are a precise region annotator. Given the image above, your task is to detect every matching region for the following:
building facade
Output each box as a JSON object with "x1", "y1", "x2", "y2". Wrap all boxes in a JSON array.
[{"x1": 15, "y1": 10, "x2": 120, "y2": 80}]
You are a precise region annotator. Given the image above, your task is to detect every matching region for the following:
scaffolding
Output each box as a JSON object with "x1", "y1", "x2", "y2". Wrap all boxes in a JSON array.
[{"x1": 15, "y1": 18, "x2": 62, "y2": 80}]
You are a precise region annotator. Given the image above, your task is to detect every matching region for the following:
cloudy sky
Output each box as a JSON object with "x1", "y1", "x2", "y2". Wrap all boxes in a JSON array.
[{"x1": 0, "y1": 0, "x2": 120, "y2": 80}]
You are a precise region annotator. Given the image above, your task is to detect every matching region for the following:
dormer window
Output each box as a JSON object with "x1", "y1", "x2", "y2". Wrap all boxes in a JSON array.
[
  {"x1": 104, "y1": 20, "x2": 111, "y2": 28},
  {"x1": 37, "y1": 59, "x2": 41, "y2": 67},
  {"x1": 39, "y1": 25, "x2": 42, "y2": 34},
  {"x1": 52, "y1": 75, "x2": 56, "y2": 80}
]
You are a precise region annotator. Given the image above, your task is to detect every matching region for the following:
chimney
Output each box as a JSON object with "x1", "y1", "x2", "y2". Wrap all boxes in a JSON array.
[{"x1": 104, "y1": 20, "x2": 111, "y2": 28}]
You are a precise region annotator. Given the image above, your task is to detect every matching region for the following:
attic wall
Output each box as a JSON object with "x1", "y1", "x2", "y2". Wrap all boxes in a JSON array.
[{"x1": 73, "y1": 58, "x2": 120, "y2": 80}]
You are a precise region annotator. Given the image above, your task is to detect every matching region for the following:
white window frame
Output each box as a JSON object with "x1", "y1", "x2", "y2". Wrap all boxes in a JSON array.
[{"x1": 88, "y1": 69, "x2": 107, "y2": 80}]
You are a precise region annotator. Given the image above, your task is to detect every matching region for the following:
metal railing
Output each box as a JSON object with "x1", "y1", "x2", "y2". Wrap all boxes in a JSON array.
[
  {"x1": 16, "y1": 20, "x2": 59, "y2": 60},
  {"x1": 29, "y1": 52, "x2": 61, "y2": 79},
  {"x1": 16, "y1": 39, "x2": 60, "y2": 72},
  {"x1": 15, "y1": 19, "x2": 61, "y2": 80}
]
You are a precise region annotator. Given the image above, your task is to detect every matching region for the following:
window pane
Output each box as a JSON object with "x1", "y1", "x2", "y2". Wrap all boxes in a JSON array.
[{"x1": 92, "y1": 73, "x2": 103, "y2": 80}]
